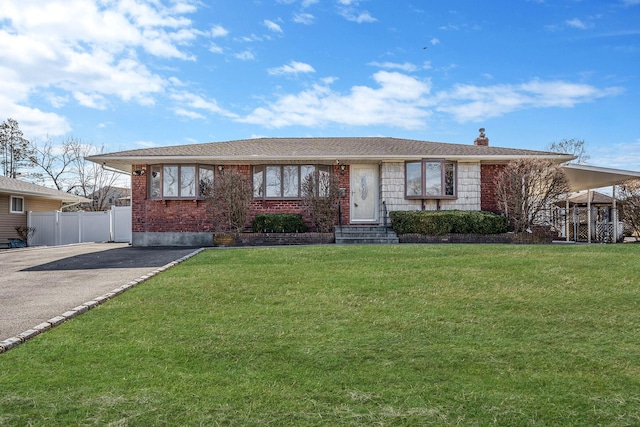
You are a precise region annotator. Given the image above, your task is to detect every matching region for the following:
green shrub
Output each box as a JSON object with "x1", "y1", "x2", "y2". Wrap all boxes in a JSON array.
[
  {"x1": 390, "y1": 210, "x2": 508, "y2": 235},
  {"x1": 252, "y1": 214, "x2": 308, "y2": 233}
]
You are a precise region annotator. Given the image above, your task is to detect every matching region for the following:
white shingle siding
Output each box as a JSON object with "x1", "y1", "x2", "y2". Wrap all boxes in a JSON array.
[{"x1": 381, "y1": 162, "x2": 481, "y2": 213}]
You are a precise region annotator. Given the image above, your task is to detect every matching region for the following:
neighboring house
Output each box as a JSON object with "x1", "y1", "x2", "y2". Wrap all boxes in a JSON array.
[
  {"x1": 0, "y1": 176, "x2": 90, "y2": 246},
  {"x1": 84, "y1": 186, "x2": 131, "y2": 211},
  {"x1": 87, "y1": 132, "x2": 640, "y2": 247}
]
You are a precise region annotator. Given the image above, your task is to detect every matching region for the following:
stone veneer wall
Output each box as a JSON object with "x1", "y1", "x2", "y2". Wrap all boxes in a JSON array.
[{"x1": 380, "y1": 162, "x2": 482, "y2": 213}]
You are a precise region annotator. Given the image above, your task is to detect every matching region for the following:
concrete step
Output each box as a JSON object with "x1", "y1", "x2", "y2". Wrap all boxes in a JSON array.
[{"x1": 334, "y1": 226, "x2": 398, "y2": 244}]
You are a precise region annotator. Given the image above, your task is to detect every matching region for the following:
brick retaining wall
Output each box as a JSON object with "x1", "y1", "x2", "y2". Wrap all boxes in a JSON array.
[
  {"x1": 214, "y1": 232, "x2": 335, "y2": 247},
  {"x1": 399, "y1": 232, "x2": 557, "y2": 244}
]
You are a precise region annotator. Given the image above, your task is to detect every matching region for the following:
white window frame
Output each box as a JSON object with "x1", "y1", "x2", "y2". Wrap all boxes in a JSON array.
[{"x1": 9, "y1": 195, "x2": 25, "y2": 214}]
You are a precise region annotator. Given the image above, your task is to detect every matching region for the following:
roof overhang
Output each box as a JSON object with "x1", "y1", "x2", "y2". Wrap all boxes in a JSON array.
[
  {"x1": 88, "y1": 153, "x2": 572, "y2": 173},
  {"x1": 562, "y1": 163, "x2": 640, "y2": 192},
  {"x1": 5, "y1": 189, "x2": 91, "y2": 203}
]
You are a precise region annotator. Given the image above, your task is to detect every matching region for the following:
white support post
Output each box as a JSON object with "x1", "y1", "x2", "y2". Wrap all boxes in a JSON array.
[
  {"x1": 566, "y1": 200, "x2": 570, "y2": 242},
  {"x1": 55, "y1": 211, "x2": 61, "y2": 246},
  {"x1": 613, "y1": 185, "x2": 618, "y2": 243},
  {"x1": 587, "y1": 189, "x2": 592, "y2": 243}
]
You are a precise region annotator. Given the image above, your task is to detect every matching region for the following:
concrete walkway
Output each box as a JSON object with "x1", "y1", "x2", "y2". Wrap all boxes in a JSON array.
[{"x1": 0, "y1": 243, "x2": 202, "y2": 350}]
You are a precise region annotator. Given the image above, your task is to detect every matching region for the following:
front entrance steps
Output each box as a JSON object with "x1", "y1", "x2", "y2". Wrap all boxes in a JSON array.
[{"x1": 334, "y1": 225, "x2": 399, "y2": 244}]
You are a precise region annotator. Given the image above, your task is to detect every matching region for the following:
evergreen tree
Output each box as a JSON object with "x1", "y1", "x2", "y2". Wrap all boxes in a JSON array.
[{"x1": 0, "y1": 118, "x2": 33, "y2": 178}]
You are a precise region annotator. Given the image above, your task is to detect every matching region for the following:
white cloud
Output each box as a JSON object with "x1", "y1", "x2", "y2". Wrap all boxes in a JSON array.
[
  {"x1": 566, "y1": 18, "x2": 590, "y2": 30},
  {"x1": 73, "y1": 92, "x2": 108, "y2": 110},
  {"x1": 264, "y1": 20, "x2": 284, "y2": 33},
  {"x1": 0, "y1": 93, "x2": 71, "y2": 137},
  {"x1": 241, "y1": 71, "x2": 432, "y2": 129},
  {"x1": 239, "y1": 71, "x2": 623, "y2": 130},
  {"x1": 171, "y1": 92, "x2": 238, "y2": 119},
  {"x1": 0, "y1": 0, "x2": 204, "y2": 136},
  {"x1": 592, "y1": 140, "x2": 640, "y2": 170},
  {"x1": 337, "y1": 0, "x2": 377, "y2": 23},
  {"x1": 430, "y1": 37, "x2": 440, "y2": 45},
  {"x1": 45, "y1": 93, "x2": 69, "y2": 109},
  {"x1": 293, "y1": 13, "x2": 315, "y2": 25},
  {"x1": 174, "y1": 108, "x2": 206, "y2": 120},
  {"x1": 211, "y1": 25, "x2": 229, "y2": 37},
  {"x1": 268, "y1": 61, "x2": 316, "y2": 76},
  {"x1": 235, "y1": 50, "x2": 256, "y2": 61},
  {"x1": 209, "y1": 43, "x2": 224, "y2": 54},
  {"x1": 436, "y1": 80, "x2": 623, "y2": 122},
  {"x1": 368, "y1": 61, "x2": 419, "y2": 72},
  {"x1": 342, "y1": 11, "x2": 377, "y2": 23}
]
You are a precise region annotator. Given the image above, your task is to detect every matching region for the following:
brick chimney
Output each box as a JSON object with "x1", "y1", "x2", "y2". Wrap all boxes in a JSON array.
[{"x1": 474, "y1": 128, "x2": 489, "y2": 146}]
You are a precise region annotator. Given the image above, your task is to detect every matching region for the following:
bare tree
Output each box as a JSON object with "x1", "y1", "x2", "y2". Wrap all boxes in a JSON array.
[
  {"x1": 71, "y1": 144, "x2": 124, "y2": 211},
  {"x1": 547, "y1": 138, "x2": 589, "y2": 164},
  {"x1": 28, "y1": 136, "x2": 83, "y2": 190},
  {"x1": 301, "y1": 169, "x2": 341, "y2": 232},
  {"x1": 495, "y1": 158, "x2": 571, "y2": 233},
  {"x1": 26, "y1": 138, "x2": 126, "y2": 211},
  {"x1": 205, "y1": 168, "x2": 253, "y2": 232},
  {"x1": 617, "y1": 179, "x2": 640, "y2": 241},
  {"x1": 0, "y1": 118, "x2": 33, "y2": 177}
]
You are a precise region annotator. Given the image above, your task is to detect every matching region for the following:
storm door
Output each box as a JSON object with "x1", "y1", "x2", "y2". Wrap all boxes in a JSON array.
[{"x1": 350, "y1": 164, "x2": 379, "y2": 223}]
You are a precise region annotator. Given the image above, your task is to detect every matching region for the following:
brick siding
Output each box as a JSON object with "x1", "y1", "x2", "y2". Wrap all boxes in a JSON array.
[
  {"x1": 480, "y1": 164, "x2": 505, "y2": 214},
  {"x1": 132, "y1": 164, "x2": 349, "y2": 233}
]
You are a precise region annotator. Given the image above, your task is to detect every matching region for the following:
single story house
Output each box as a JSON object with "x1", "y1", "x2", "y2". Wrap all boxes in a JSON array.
[
  {"x1": 88, "y1": 132, "x2": 640, "y2": 247},
  {"x1": 84, "y1": 186, "x2": 132, "y2": 211},
  {"x1": 0, "y1": 176, "x2": 90, "y2": 246}
]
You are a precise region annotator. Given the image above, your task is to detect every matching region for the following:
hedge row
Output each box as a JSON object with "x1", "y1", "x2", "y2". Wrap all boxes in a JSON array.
[
  {"x1": 252, "y1": 214, "x2": 308, "y2": 233},
  {"x1": 389, "y1": 210, "x2": 509, "y2": 235}
]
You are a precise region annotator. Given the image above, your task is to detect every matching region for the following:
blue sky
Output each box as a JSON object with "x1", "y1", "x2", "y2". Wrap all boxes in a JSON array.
[{"x1": 1, "y1": 0, "x2": 639, "y2": 171}]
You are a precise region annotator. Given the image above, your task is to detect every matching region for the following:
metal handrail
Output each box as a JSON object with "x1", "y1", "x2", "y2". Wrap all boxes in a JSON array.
[{"x1": 382, "y1": 200, "x2": 388, "y2": 228}]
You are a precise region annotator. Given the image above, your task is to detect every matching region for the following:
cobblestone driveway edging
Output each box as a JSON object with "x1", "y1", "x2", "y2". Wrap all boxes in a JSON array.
[{"x1": 0, "y1": 248, "x2": 205, "y2": 354}]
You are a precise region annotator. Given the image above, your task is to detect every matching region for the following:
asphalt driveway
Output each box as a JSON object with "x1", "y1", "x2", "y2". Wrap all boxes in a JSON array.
[{"x1": 0, "y1": 243, "x2": 202, "y2": 342}]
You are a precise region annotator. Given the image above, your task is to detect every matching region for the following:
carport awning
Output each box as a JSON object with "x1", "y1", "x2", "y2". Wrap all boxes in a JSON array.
[{"x1": 562, "y1": 163, "x2": 640, "y2": 192}]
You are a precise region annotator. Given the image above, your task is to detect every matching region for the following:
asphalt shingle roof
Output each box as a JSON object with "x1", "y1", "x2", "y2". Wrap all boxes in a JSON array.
[
  {"x1": 89, "y1": 137, "x2": 573, "y2": 172},
  {"x1": 0, "y1": 176, "x2": 90, "y2": 202},
  {"x1": 94, "y1": 137, "x2": 561, "y2": 158}
]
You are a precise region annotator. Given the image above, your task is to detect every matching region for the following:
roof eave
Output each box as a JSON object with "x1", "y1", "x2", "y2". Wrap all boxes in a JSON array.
[
  {"x1": 89, "y1": 153, "x2": 575, "y2": 170},
  {"x1": 6, "y1": 189, "x2": 91, "y2": 203}
]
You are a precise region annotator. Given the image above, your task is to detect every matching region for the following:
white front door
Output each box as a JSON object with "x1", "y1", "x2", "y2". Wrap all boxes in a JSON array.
[{"x1": 350, "y1": 164, "x2": 379, "y2": 223}]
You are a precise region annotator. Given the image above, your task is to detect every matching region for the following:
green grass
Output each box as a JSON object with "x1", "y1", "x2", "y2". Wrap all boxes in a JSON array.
[{"x1": 1, "y1": 244, "x2": 640, "y2": 426}]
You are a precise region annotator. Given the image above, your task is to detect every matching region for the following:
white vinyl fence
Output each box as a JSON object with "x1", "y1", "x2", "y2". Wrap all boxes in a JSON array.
[{"x1": 28, "y1": 206, "x2": 132, "y2": 246}]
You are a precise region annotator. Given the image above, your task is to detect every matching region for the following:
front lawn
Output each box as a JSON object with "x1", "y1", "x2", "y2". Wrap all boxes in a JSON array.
[{"x1": 1, "y1": 245, "x2": 639, "y2": 426}]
